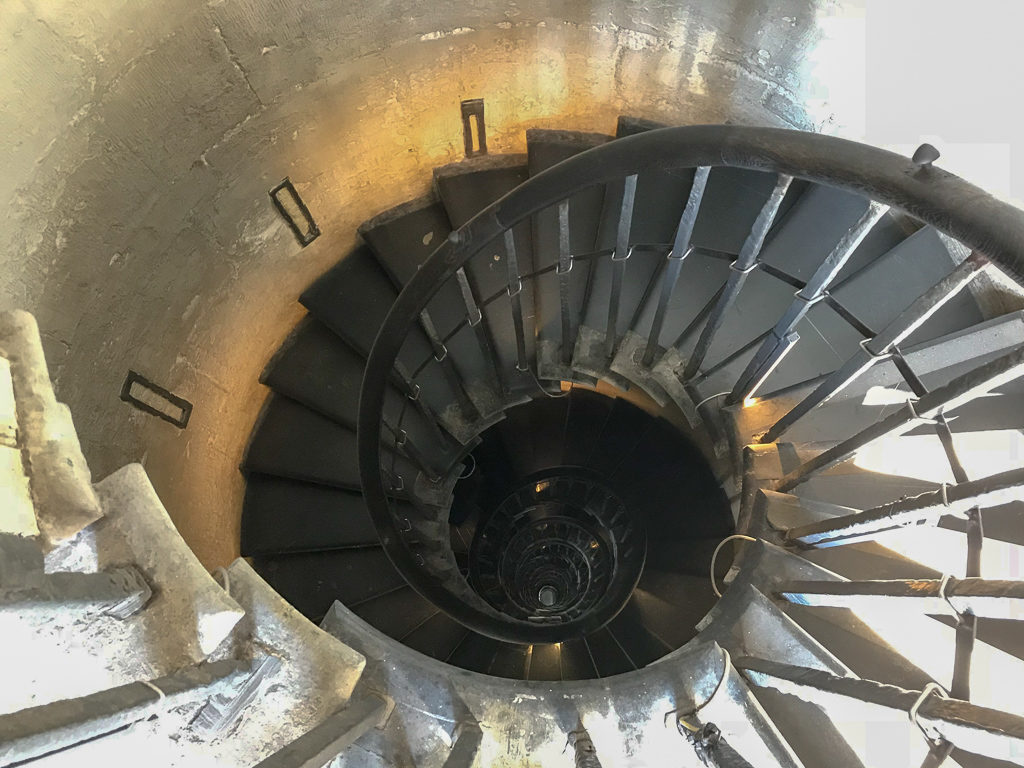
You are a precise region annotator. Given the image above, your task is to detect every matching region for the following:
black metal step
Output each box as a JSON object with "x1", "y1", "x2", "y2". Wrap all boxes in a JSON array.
[
  {"x1": 445, "y1": 630, "x2": 502, "y2": 673},
  {"x1": 584, "y1": 626, "x2": 635, "y2": 677},
  {"x1": 689, "y1": 188, "x2": 917, "y2": 397},
  {"x1": 606, "y1": 594, "x2": 674, "y2": 666},
  {"x1": 830, "y1": 225, "x2": 984, "y2": 348},
  {"x1": 634, "y1": 570, "x2": 718, "y2": 647},
  {"x1": 558, "y1": 637, "x2": 599, "y2": 680},
  {"x1": 300, "y1": 245, "x2": 403, "y2": 357},
  {"x1": 241, "y1": 474, "x2": 380, "y2": 556},
  {"x1": 349, "y1": 584, "x2": 438, "y2": 640},
  {"x1": 528, "y1": 643, "x2": 561, "y2": 681},
  {"x1": 624, "y1": 168, "x2": 795, "y2": 361},
  {"x1": 254, "y1": 547, "x2": 407, "y2": 622},
  {"x1": 261, "y1": 316, "x2": 460, "y2": 475},
  {"x1": 242, "y1": 393, "x2": 418, "y2": 491},
  {"x1": 435, "y1": 154, "x2": 529, "y2": 230},
  {"x1": 261, "y1": 316, "x2": 372, "y2": 428},
  {"x1": 400, "y1": 611, "x2": 470, "y2": 663},
  {"x1": 360, "y1": 194, "x2": 504, "y2": 417},
  {"x1": 299, "y1": 246, "x2": 457, "y2": 430},
  {"x1": 359, "y1": 195, "x2": 461, "y2": 335},
  {"x1": 578, "y1": 117, "x2": 697, "y2": 356},
  {"x1": 487, "y1": 643, "x2": 530, "y2": 679}
]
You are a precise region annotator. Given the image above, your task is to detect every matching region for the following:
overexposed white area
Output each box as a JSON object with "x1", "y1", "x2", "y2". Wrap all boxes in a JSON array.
[{"x1": 810, "y1": 0, "x2": 1024, "y2": 208}]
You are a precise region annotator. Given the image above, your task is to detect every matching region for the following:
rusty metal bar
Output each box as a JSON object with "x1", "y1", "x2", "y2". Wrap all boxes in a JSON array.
[
  {"x1": 738, "y1": 657, "x2": 1024, "y2": 765},
  {"x1": 569, "y1": 720, "x2": 603, "y2": 768},
  {"x1": 777, "y1": 577, "x2": 1024, "y2": 619},
  {"x1": 684, "y1": 174, "x2": 792, "y2": 380},
  {"x1": 782, "y1": 465, "x2": 1024, "y2": 547},
  {"x1": 605, "y1": 174, "x2": 638, "y2": 360},
  {"x1": 774, "y1": 346, "x2": 1024, "y2": 492},
  {"x1": 729, "y1": 201, "x2": 890, "y2": 404},
  {"x1": 0, "y1": 660, "x2": 248, "y2": 765},
  {"x1": 642, "y1": 166, "x2": 710, "y2": 367}
]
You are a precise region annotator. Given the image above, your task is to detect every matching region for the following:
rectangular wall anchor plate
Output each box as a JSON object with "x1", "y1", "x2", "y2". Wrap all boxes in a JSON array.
[
  {"x1": 460, "y1": 98, "x2": 487, "y2": 157},
  {"x1": 120, "y1": 371, "x2": 193, "y2": 428},
  {"x1": 270, "y1": 177, "x2": 321, "y2": 246}
]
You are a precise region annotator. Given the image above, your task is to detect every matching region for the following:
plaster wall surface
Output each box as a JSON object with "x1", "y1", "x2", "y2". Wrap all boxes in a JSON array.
[{"x1": 1, "y1": 0, "x2": 1019, "y2": 567}]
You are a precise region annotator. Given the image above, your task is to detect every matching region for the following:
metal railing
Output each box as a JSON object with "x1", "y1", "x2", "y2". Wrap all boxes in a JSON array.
[{"x1": 357, "y1": 126, "x2": 1024, "y2": 658}]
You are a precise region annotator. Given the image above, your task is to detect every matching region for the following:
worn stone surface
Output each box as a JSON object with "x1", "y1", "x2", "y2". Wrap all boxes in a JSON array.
[
  {"x1": 0, "y1": 311, "x2": 100, "y2": 546},
  {"x1": 191, "y1": 560, "x2": 367, "y2": 766},
  {"x1": 92, "y1": 464, "x2": 245, "y2": 656},
  {"x1": 0, "y1": 463, "x2": 245, "y2": 717},
  {"x1": 321, "y1": 601, "x2": 804, "y2": 768}
]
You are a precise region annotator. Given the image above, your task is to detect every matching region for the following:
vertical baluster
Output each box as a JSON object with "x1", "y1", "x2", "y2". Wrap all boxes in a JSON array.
[
  {"x1": 557, "y1": 199, "x2": 575, "y2": 366},
  {"x1": 419, "y1": 310, "x2": 480, "y2": 422},
  {"x1": 683, "y1": 174, "x2": 792, "y2": 380},
  {"x1": 604, "y1": 174, "x2": 638, "y2": 360},
  {"x1": 505, "y1": 230, "x2": 530, "y2": 372},
  {"x1": 761, "y1": 253, "x2": 987, "y2": 443},
  {"x1": 641, "y1": 167, "x2": 710, "y2": 367},
  {"x1": 728, "y1": 201, "x2": 889, "y2": 404},
  {"x1": 891, "y1": 348, "x2": 983, "y2": 705},
  {"x1": 455, "y1": 266, "x2": 504, "y2": 395}
]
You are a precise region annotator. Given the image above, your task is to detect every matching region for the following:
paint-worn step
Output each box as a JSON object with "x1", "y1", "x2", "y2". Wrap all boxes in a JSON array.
[
  {"x1": 241, "y1": 475, "x2": 394, "y2": 556},
  {"x1": 242, "y1": 394, "x2": 418, "y2": 492},
  {"x1": 299, "y1": 246, "x2": 459, "y2": 437},
  {"x1": 256, "y1": 547, "x2": 407, "y2": 623},
  {"x1": 261, "y1": 316, "x2": 459, "y2": 475},
  {"x1": 349, "y1": 585, "x2": 439, "y2": 642}
]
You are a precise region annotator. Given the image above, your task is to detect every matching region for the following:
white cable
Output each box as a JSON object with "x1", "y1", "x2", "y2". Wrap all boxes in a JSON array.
[
  {"x1": 909, "y1": 682, "x2": 948, "y2": 746},
  {"x1": 212, "y1": 566, "x2": 231, "y2": 596},
  {"x1": 938, "y1": 573, "x2": 960, "y2": 617},
  {"x1": 139, "y1": 680, "x2": 167, "y2": 710},
  {"x1": 696, "y1": 391, "x2": 730, "y2": 410},
  {"x1": 710, "y1": 535, "x2": 757, "y2": 597}
]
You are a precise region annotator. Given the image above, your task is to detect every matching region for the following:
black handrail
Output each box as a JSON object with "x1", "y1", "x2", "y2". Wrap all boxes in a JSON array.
[{"x1": 358, "y1": 124, "x2": 1024, "y2": 643}]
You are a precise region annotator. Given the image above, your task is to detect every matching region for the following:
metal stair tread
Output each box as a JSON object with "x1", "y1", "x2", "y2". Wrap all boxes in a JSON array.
[{"x1": 241, "y1": 475, "x2": 396, "y2": 556}]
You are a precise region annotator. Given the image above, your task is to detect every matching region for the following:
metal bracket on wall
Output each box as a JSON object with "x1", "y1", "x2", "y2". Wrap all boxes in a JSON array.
[
  {"x1": 460, "y1": 99, "x2": 487, "y2": 158},
  {"x1": 269, "y1": 177, "x2": 321, "y2": 246},
  {"x1": 119, "y1": 370, "x2": 193, "y2": 428}
]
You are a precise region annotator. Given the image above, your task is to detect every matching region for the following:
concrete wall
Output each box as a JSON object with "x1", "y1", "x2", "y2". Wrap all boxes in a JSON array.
[{"x1": 1, "y1": 0, "x2": 1015, "y2": 567}]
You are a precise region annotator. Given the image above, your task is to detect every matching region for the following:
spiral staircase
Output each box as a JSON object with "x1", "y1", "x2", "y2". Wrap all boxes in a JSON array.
[{"x1": 3, "y1": 119, "x2": 1024, "y2": 768}]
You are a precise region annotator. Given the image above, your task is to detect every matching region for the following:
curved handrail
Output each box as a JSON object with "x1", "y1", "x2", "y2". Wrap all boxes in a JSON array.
[{"x1": 358, "y1": 124, "x2": 1024, "y2": 642}]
